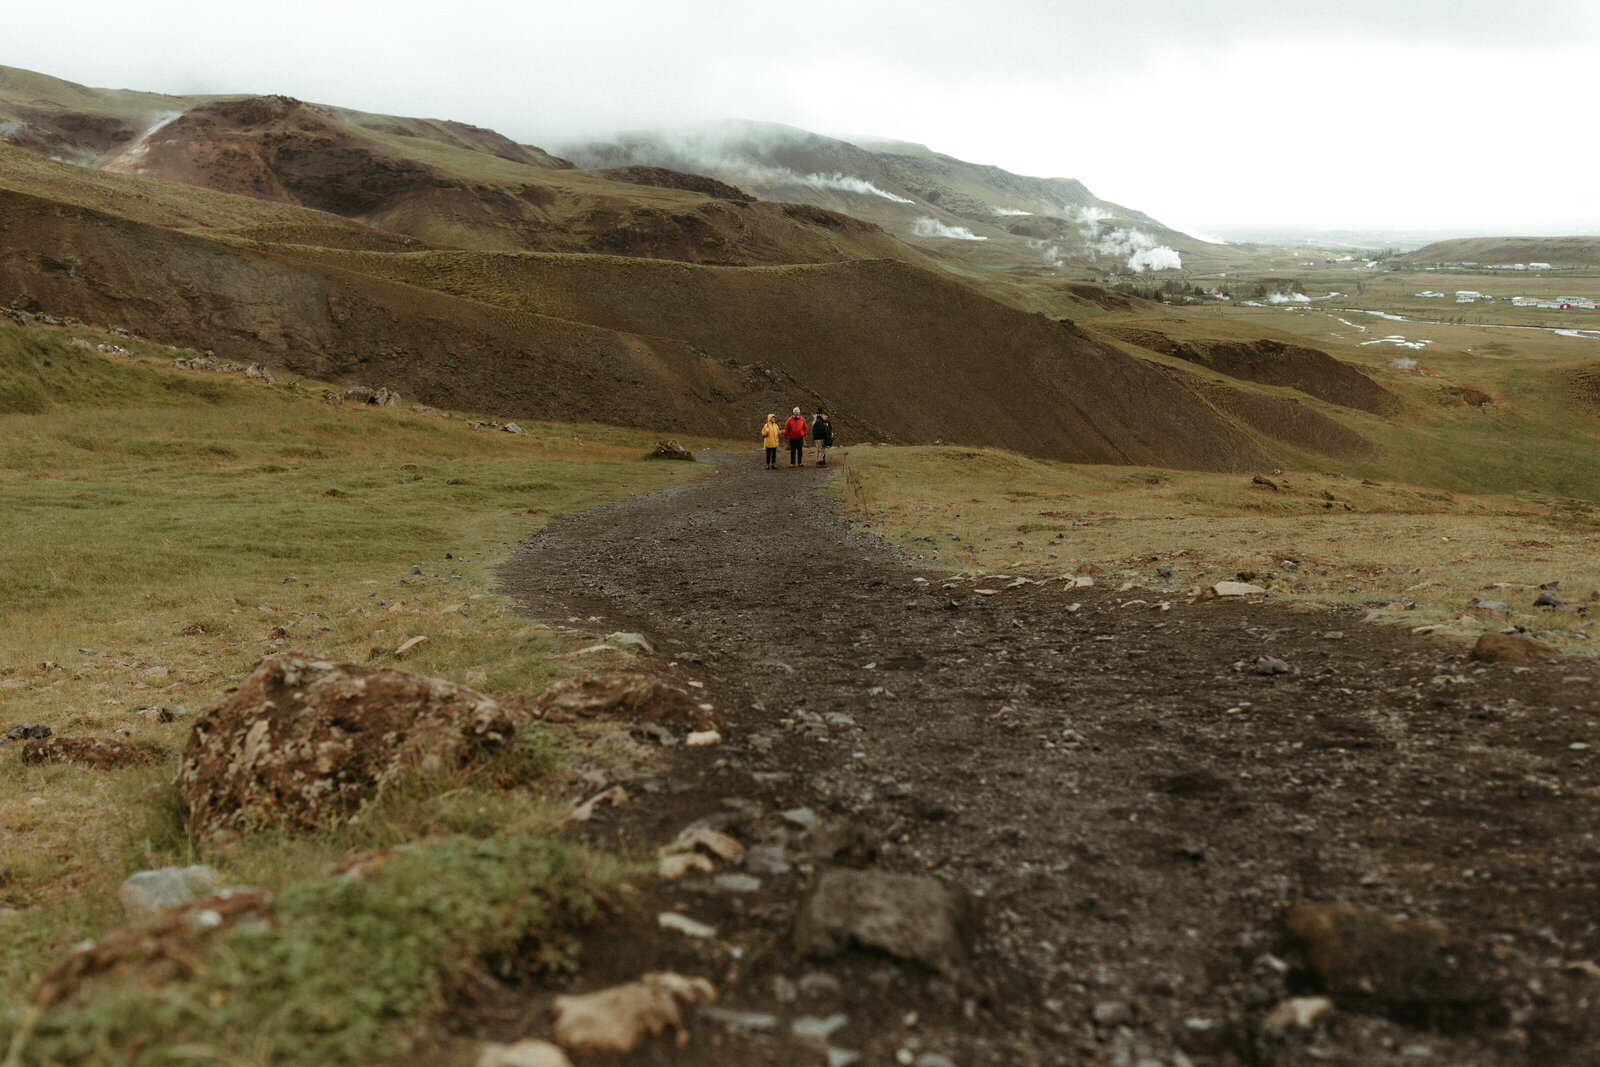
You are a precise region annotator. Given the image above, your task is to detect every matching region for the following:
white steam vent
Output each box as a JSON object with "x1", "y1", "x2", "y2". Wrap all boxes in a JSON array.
[
  {"x1": 1128, "y1": 246, "x2": 1182, "y2": 272},
  {"x1": 1093, "y1": 227, "x2": 1180, "y2": 272},
  {"x1": 912, "y1": 217, "x2": 988, "y2": 240},
  {"x1": 802, "y1": 172, "x2": 913, "y2": 203}
]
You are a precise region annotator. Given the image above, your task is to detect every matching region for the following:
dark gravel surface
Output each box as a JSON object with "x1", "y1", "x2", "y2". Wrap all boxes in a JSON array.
[{"x1": 485, "y1": 452, "x2": 1600, "y2": 1066}]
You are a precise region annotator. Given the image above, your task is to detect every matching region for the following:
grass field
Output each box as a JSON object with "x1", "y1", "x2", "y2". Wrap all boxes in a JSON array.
[
  {"x1": 836, "y1": 445, "x2": 1600, "y2": 652},
  {"x1": 0, "y1": 321, "x2": 724, "y2": 1062}
]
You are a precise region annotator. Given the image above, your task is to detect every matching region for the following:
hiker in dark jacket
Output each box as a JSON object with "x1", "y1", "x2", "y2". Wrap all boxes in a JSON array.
[{"x1": 812, "y1": 411, "x2": 834, "y2": 465}]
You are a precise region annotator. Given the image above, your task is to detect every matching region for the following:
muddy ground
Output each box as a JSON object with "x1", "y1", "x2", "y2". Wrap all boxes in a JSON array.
[{"x1": 472, "y1": 452, "x2": 1599, "y2": 1066}]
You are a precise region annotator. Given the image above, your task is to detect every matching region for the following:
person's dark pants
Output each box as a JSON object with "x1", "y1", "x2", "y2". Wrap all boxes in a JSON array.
[
  {"x1": 788, "y1": 438, "x2": 804, "y2": 465},
  {"x1": 765, "y1": 446, "x2": 777, "y2": 468}
]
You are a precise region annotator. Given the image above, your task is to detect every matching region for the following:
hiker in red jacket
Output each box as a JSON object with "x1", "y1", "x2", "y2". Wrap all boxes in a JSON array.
[{"x1": 783, "y1": 407, "x2": 809, "y2": 467}]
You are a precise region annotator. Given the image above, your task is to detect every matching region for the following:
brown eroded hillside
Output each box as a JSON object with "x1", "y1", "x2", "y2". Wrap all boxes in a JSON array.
[
  {"x1": 0, "y1": 156, "x2": 1273, "y2": 470},
  {"x1": 282, "y1": 247, "x2": 1275, "y2": 469}
]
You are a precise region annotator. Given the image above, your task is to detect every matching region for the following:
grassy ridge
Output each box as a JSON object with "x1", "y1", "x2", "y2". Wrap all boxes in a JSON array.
[{"x1": 0, "y1": 321, "x2": 722, "y2": 1054}]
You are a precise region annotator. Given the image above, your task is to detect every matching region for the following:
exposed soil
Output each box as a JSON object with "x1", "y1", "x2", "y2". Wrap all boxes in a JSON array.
[
  {"x1": 1097, "y1": 326, "x2": 1400, "y2": 417},
  {"x1": 470, "y1": 453, "x2": 1600, "y2": 1066},
  {"x1": 594, "y1": 165, "x2": 754, "y2": 202}
]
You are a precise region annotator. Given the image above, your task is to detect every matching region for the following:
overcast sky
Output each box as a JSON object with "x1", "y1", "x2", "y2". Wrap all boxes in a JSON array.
[{"x1": 6, "y1": 0, "x2": 1596, "y2": 235}]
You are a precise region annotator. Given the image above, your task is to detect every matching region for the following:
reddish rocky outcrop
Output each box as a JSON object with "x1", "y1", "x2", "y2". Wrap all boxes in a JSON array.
[
  {"x1": 21, "y1": 736, "x2": 152, "y2": 769},
  {"x1": 30, "y1": 888, "x2": 273, "y2": 1008},
  {"x1": 177, "y1": 653, "x2": 512, "y2": 838},
  {"x1": 532, "y1": 672, "x2": 718, "y2": 730}
]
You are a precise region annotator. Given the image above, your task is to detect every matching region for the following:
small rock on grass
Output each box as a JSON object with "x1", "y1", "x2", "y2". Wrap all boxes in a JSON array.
[
  {"x1": 606, "y1": 632, "x2": 654, "y2": 652},
  {"x1": 117, "y1": 866, "x2": 223, "y2": 919},
  {"x1": 1, "y1": 724, "x2": 51, "y2": 745},
  {"x1": 551, "y1": 972, "x2": 716, "y2": 1053},
  {"x1": 563, "y1": 785, "x2": 629, "y2": 824},
  {"x1": 1212, "y1": 581, "x2": 1266, "y2": 598}
]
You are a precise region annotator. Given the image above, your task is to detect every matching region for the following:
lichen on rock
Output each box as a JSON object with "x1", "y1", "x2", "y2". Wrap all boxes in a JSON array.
[{"x1": 177, "y1": 652, "x2": 512, "y2": 838}]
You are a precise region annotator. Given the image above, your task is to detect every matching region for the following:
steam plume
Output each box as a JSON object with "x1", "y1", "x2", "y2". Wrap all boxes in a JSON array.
[
  {"x1": 912, "y1": 217, "x2": 987, "y2": 241},
  {"x1": 1072, "y1": 205, "x2": 1113, "y2": 238},
  {"x1": 1128, "y1": 246, "x2": 1182, "y2": 272},
  {"x1": 801, "y1": 171, "x2": 913, "y2": 203}
]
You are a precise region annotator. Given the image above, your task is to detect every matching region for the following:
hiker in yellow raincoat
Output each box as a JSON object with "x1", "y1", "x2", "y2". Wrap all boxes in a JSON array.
[{"x1": 760, "y1": 413, "x2": 782, "y2": 469}]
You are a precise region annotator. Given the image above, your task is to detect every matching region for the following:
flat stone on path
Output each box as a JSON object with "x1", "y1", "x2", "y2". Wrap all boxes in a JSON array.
[
  {"x1": 794, "y1": 868, "x2": 974, "y2": 984},
  {"x1": 477, "y1": 1040, "x2": 573, "y2": 1067},
  {"x1": 1470, "y1": 631, "x2": 1563, "y2": 664},
  {"x1": 1284, "y1": 903, "x2": 1508, "y2": 1024},
  {"x1": 551, "y1": 972, "x2": 716, "y2": 1053}
]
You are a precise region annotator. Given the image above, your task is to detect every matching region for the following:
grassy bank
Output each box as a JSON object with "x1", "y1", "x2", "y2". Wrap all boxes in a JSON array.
[
  {"x1": 0, "y1": 321, "x2": 721, "y2": 1058},
  {"x1": 835, "y1": 445, "x2": 1600, "y2": 651}
]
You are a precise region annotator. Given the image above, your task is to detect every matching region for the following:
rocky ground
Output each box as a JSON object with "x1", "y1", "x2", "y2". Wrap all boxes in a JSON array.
[{"x1": 475, "y1": 452, "x2": 1600, "y2": 1066}]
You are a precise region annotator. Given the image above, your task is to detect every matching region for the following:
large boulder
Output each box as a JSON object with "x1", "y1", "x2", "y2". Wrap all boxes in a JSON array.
[{"x1": 178, "y1": 653, "x2": 513, "y2": 838}]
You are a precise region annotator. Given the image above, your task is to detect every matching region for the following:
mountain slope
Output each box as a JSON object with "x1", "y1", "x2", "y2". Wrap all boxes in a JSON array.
[
  {"x1": 0, "y1": 67, "x2": 933, "y2": 270},
  {"x1": 558, "y1": 120, "x2": 1221, "y2": 275}
]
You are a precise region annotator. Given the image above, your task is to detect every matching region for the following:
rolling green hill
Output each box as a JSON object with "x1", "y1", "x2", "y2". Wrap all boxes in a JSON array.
[{"x1": 1400, "y1": 236, "x2": 1600, "y2": 268}]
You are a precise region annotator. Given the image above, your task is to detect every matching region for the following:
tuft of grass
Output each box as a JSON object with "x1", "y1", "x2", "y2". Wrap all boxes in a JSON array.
[{"x1": 3, "y1": 834, "x2": 614, "y2": 1067}]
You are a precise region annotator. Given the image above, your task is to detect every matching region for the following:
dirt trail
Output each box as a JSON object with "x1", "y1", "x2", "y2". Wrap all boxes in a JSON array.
[{"x1": 492, "y1": 453, "x2": 1600, "y2": 1066}]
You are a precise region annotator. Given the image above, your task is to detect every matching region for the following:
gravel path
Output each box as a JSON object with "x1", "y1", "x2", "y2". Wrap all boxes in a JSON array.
[{"x1": 492, "y1": 452, "x2": 1600, "y2": 1066}]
